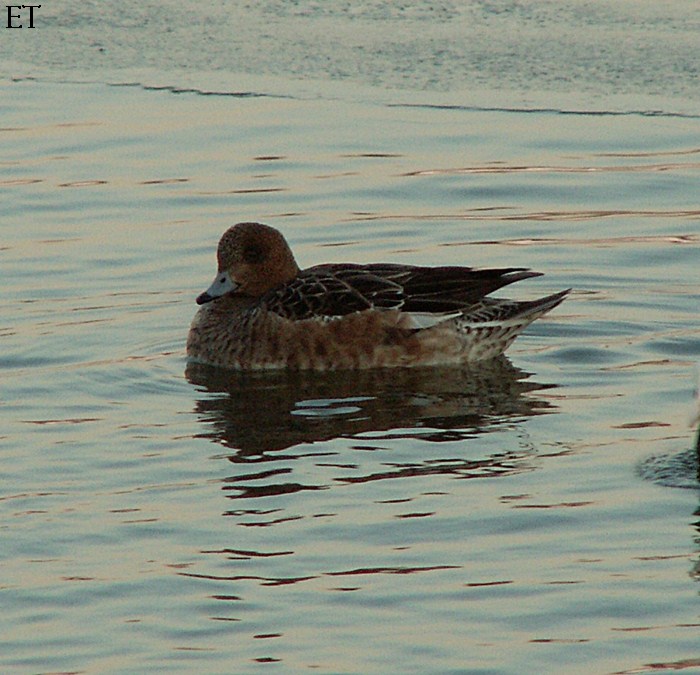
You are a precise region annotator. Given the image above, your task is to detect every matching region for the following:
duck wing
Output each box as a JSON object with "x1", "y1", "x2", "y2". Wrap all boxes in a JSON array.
[{"x1": 261, "y1": 263, "x2": 542, "y2": 321}]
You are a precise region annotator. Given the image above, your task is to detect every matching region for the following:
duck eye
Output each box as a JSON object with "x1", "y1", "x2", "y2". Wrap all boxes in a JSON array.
[{"x1": 243, "y1": 245, "x2": 264, "y2": 263}]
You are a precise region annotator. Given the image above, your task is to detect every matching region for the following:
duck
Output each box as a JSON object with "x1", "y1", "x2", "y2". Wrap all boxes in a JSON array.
[{"x1": 187, "y1": 222, "x2": 569, "y2": 370}]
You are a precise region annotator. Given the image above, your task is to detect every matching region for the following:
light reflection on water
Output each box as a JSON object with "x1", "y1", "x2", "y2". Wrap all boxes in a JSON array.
[{"x1": 2, "y1": 79, "x2": 700, "y2": 674}]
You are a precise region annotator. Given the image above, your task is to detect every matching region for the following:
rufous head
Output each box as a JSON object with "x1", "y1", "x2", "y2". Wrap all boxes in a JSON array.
[{"x1": 196, "y1": 222, "x2": 300, "y2": 305}]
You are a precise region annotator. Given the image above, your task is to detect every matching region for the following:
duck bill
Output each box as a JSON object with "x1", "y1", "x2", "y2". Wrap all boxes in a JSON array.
[{"x1": 196, "y1": 271, "x2": 237, "y2": 305}]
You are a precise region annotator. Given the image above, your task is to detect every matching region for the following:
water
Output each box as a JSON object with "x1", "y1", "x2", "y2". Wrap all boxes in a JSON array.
[{"x1": 2, "y1": 3, "x2": 700, "y2": 673}]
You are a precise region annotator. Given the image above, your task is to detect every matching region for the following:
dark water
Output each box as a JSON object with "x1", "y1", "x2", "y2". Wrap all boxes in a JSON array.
[{"x1": 2, "y1": 3, "x2": 700, "y2": 673}]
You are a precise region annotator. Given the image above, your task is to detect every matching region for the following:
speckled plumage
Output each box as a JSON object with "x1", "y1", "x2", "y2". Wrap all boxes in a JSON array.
[{"x1": 187, "y1": 222, "x2": 569, "y2": 370}]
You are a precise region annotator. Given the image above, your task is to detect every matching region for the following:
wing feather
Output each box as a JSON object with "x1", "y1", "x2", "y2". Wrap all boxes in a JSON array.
[{"x1": 260, "y1": 263, "x2": 542, "y2": 321}]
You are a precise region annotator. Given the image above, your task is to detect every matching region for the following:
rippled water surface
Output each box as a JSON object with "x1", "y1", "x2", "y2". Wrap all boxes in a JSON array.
[{"x1": 2, "y1": 7, "x2": 700, "y2": 672}]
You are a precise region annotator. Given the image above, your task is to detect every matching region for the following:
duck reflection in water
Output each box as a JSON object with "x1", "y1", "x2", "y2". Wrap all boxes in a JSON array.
[{"x1": 186, "y1": 357, "x2": 561, "y2": 498}]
